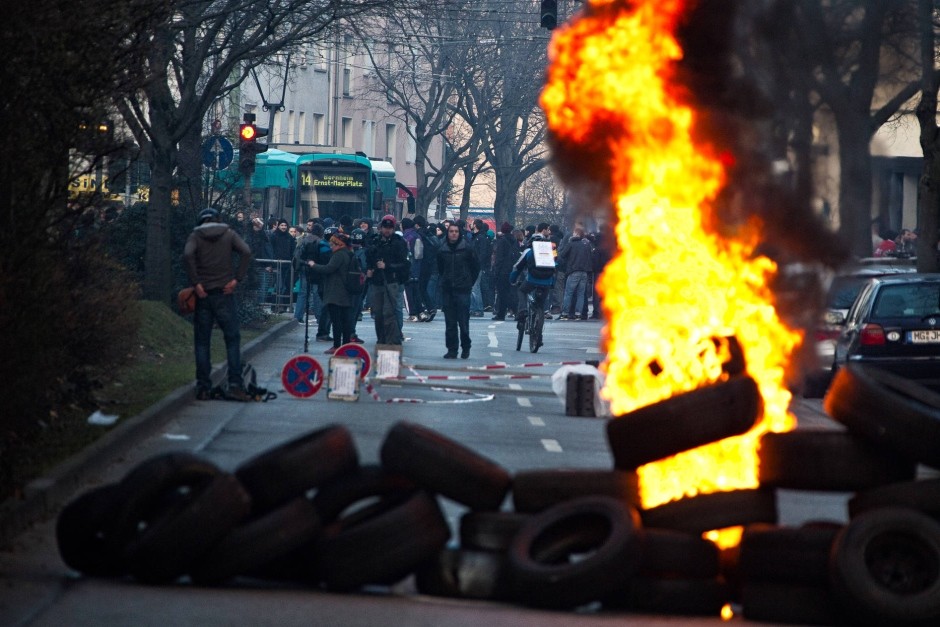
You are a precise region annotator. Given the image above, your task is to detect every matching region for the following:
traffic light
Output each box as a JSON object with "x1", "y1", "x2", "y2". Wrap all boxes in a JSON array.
[
  {"x1": 540, "y1": 0, "x2": 557, "y2": 30},
  {"x1": 237, "y1": 122, "x2": 269, "y2": 174}
]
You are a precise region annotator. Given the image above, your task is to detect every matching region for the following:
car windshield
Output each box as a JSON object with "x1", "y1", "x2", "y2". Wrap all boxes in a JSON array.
[{"x1": 872, "y1": 283, "x2": 940, "y2": 318}]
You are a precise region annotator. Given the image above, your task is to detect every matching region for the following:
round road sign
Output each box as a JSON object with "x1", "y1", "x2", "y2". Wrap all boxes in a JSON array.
[
  {"x1": 334, "y1": 343, "x2": 371, "y2": 379},
  {"x1": 281, "y1": 355, "x2": 324, "y2": 398}
]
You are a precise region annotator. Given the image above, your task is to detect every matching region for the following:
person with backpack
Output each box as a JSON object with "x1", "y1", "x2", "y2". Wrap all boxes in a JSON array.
[
  {"x1": 182, "y1": 207, "x2": 253, "y2": 402},
  {"x1": 510, "y1": 233, "x2": 556, "y2": 324},
  {"x1": 366, "y1": 214, "x2": 409, "y2": 345},
  {"x1": 303, "y1": 232, "x2": 355, "y2": 353}
]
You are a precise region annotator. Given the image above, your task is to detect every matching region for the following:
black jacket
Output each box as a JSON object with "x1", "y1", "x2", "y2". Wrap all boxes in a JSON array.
[
  {"x1": 437, "y1": 236, "x2": 480, "y2": 292},
  {"x1": 365, "y1": 233, "x2": 410, "y2": 285}
]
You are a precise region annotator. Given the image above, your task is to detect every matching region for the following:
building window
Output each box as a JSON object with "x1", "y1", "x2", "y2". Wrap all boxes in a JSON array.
[
  {"x1": 287, "y1": 110, "x2": 295, "y2": 144},
  {"x1": 362, "y1": 120, "x2": 375, "y2": 157},
  {"x1": 341, "y1": 117, "x2": 352, "y2": 148},
  {"x1": 385, "y1": 124, "x2": 396, "y2": 163},
  {"x1": 406, "y1": 124, "x2": 416, "y2": 164},
  {"x1": 343, "y1": 68, "x2": 351, "y2": 96},
  {"x1": 297, "y1": 112, "x2": 306, "y2": 144},
  {"x1": 313, "y1": 114, "x2": 324, "y2": 144}
]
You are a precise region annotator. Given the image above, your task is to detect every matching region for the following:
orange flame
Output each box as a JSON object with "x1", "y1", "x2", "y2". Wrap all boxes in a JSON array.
[{"x1": 542, "y1": 0, "x2": 800, "y2": 525}]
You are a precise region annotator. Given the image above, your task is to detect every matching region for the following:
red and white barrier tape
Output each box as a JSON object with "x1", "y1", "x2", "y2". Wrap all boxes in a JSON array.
[
  {"x1": 468, "y1": 360, "x2": 597, "y2": 370},
  {"x1": 388, "y1": 373, "x2": 545, "y2": 381}
]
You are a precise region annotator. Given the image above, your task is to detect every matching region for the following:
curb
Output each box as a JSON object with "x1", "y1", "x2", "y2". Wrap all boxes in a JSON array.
[{"x1": 0, "y1": 320, "x2": 295, "y2": 548}]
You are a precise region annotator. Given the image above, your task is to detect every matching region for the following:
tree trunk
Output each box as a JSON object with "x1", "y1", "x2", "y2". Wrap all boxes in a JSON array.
[
  {"x1": 178, "y1": 126, "x2": 203, "y2": 215},
  {"x1": 915, "y1": 0, "x2": 939, "y2": 273},
  {"x1": 835, "y1": 121, "x2": 876, "y2": 258},
  {"x1": 143, "y1": 142, "x2": 174, "y2": 303}
]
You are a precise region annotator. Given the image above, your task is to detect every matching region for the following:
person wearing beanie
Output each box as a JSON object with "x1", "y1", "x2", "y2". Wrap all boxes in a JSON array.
[
  {"x1": 366, "y1": 214, "x2": 409, "y2": 345},
  {"x1": 304, "y1": 232, "x2": 355, "y2": 352},
  {"x1": 183, "y1": 208, "x2": 253, "y2": 401},
  {"x1": 492, "y1": 221, "x2": 520, "y2": 320}
]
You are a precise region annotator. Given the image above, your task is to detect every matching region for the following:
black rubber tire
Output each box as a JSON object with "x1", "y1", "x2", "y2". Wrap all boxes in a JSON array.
[
  {"x1": 506, "y1": 496, "x2": 644, "y2": 609},
  {"x1": 122, "y1": 472, "x2": 252, "y2": 584},
  {"x1": 310, "y1": 464, "x2": 416, "y2": 525},
  {"x1": 640, "y1": 488, "x2": 777, "y2": 534},
  {"x1": 606, "y1": 376, "x2": 763, "y2": 469},
  {"x1": 190, "y1": 497, "x2": 322, "y2": 585},
  {"x1": 830, "y1": 507, "x2": 940, "y2": 623},
  {"x1": 603, "y1": 577, "x2": 730, "y2": 616},
  {"x1": 639, "y1": 528, "x2": 720, "y2": 578},
  {"x1": 379, "y1": 421, "x2": 511, "y2": 511},
  {"x1": 850, "y1": 478, "x2": 940, "y2": 520},
  {"x1": 108, "y1": 451, "x2": 222, "y2": 550},
  {"x1": 825, "y1": 363, "x2": 940, "y2": 469},
  {"x1": 742, "y1": 582, "x2": 843, "y2": 626},
  {"x1": 738, "y1": 523, "x2": 839, "y2": 586},
  {"x1": 56, "y1": 483, "x2": 126, "y2": 576},
  {"x1": 313, "y1": 490, "x2": 450, "y2": 591},
  {"x1": 414, "y1": 548, "x2": 509, "y2": 601},
  {"x1": 511, "y1": 468, "x2": 639, "y2": 513},
  {"x1": 758, "y1": 430, "x2": 916, "y2": 491},
  {"x1": 459, "y1": 511, "x2": 531, "y2": 552},
  {"x1": 235, "y1": 424, "x2": 359, "y2": 515}
]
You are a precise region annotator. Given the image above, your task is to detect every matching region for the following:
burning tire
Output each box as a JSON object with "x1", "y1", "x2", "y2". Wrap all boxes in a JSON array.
[
  {"x1": 738, "y1": 523, "x2": 839, "y2": 586},
  {"x1": 640, "y1": 488, "x2": 777, "y2": 534},
  {"x1": 758, "y1": 430, "x2": 916, "y2": 491},
  {"x1": 191, "y1": 497, "x2": 322, "y2": 585},
  {"x1": 603, "y1": 577, "x2": 730, "y2": 616},
  {"x1": 506, "y1": 496, "x2": 644, "y2": 609},
  {"x1": 310, "y1": 464, "x2": 417, "y2": 525},
  {"x1": 639, "y1": 528, "x2": 720, "y2": 578},
  {"x1": 56, "y1": 483, "x2": 126, "y2": 576},
  {"x1": 849, "y1": 478, "x2": 940, "y2": 520},
  {"x1": 741, "y1": 582, "x2": 842, "y2": 625},
  {"x1": 235, "y1": 424, "x2": 359, "y2": 515},
  {"x1": 313, "y1": 490, "x2": 450, "y2": 591},
  {"x1": 829, "y1": 507, "x2": 940, "y2": 623},
  {"x1": 380, "y1": 421, "x2": 511, "y2": 511},
  {"x1": 511, "y1": 469, "x2": 639, "y2": 513},
  {"x1": 459, "y1": 511, "x2": 531, "y2": 553},
  {"x1": 414, "y1": 548, "x2": 508, "y2": 601},
  {"x1": 825, "y1": 363, "x2": 940, "y2": 469},
  {"x1": 122, "y1": 473, "x2": 252, "y2": 584},
  {"x1": 606, "y1": 376, "x2": 762, "y2": 469}
]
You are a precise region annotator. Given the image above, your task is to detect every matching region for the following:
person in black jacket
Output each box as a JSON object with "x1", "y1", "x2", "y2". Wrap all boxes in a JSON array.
[
  {"x1": 365, "y1": 214, "x2": 409, "y2": 345},
  {"x1": 492, "y1": 222, "x2": 519, "y2": 320},
  {"x1": 437, "y1": 223, "x2": 480, "y2": 359}
]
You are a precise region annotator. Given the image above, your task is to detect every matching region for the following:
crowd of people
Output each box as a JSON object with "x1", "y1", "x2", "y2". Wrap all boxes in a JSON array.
[{"x1": 222, "y1": 210, "x2": 614, "y2": 358}]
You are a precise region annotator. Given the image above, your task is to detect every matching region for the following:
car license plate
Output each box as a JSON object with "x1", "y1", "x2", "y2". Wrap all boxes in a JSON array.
[{"x1": 909, "y1": 330, "x2": 940, "y2": 343}]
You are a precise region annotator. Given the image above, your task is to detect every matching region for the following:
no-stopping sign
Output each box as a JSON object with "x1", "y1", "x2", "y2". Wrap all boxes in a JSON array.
[
  {"x1": 334, "y1": 343, "x2": 371, "y2": 379},
  {"x1": 281, "y1": 355, "x2": 324, "y2": 398}
]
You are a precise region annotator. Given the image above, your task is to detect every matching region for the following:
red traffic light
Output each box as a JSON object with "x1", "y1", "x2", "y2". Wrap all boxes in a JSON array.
[{"x1": 240, "y1": 124, "x2": 257, "y2": 141}]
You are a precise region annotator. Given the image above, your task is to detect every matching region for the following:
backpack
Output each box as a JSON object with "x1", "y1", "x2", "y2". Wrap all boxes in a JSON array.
[
  {"x1": 343, "y1": 251, "x2": 366, "y2": 294},
  {"x1": 210, "y1": 363, "x2": 277, "y2": 401},
  {"x1": 526, "y1": 246, "x2": 556, "y2": 280}
]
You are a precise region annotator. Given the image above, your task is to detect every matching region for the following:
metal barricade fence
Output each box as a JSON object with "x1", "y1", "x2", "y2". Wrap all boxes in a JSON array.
[{"x1": 249, "y1": 258, "x2": 296, "y2": 313}]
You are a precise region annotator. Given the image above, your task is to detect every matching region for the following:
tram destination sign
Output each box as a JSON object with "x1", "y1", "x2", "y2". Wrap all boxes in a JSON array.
[{"x1": 300, "y1": 169, "x2": 366, "y2": 190}]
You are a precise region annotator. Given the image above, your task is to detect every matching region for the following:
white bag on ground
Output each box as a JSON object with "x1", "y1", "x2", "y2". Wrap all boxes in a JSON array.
[{"x1": 551, "y1": 364, "x2": 611, "y2": 417}]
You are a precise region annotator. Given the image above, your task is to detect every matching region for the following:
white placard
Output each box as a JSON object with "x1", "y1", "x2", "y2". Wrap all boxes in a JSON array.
[
  {"x1": 532, "y1": 240, "x2": 555, "y2": 268},
  {"x1": 328, "y1": 357, "x2": 360, "y2": 400},
  {"x1": 375, "y1": 344, "x2": 402, "y2": 379}
]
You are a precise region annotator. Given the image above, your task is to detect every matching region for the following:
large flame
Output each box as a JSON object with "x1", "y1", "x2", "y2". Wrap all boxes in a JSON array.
[{"x1": 542, "y1": 1, "x2": 801, "y2": 523}]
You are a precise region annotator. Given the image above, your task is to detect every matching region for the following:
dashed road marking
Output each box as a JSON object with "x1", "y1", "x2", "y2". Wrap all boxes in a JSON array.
[
  {"x1": 509, "y1": 383, "x2": 522, "y2": 390},
  {"x1": 541, "y1": 439, "x2": 563, "y2": 452},
  {"x1": 517, "y1": 397, "x2": 532, "y2": 407},
  {"x1": 491, "y1": 352, "x2": 503, "y2": 357},
  {"x1": 528, "y1": 416, "x2": 545, "y2": 427},
  {"x1": 488, "y1": 332, "x2": 498, "y2": 347}
]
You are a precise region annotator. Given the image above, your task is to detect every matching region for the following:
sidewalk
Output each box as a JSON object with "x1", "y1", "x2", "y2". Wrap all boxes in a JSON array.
[{"x1": 0, "y1": 320, "x2": 296, "y2": 547}]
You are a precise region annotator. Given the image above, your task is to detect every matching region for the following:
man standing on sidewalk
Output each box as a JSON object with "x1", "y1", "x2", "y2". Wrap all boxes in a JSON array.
[{"x1": 183, "y1": 207, "x2": 253, "y2": 401}]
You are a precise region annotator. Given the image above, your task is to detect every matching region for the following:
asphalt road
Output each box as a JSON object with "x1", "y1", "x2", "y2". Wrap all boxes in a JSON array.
[{"x1": 1, "y1": 313, "x2": 854, "y2": 626}]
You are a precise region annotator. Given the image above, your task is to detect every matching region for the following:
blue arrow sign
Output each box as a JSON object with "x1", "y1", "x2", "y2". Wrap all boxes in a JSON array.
[{"x1": 202, "y1": 136, "x2": 234, "y2": 170}]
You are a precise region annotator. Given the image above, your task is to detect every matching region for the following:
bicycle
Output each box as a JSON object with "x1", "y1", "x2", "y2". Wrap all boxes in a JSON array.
[{"x1": 516, "y1": 286, "x2": 547, "y2": 353}]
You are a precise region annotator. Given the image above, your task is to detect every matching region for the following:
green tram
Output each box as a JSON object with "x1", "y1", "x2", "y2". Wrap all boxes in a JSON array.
[{"x1": 221, "y1": 146, "x2": 400, "y2": 224}]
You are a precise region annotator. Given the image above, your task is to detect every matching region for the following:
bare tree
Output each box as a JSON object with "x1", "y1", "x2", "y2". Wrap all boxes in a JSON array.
[
  {"x1": 459, "y1": 3, "x2": 551, "y2": 226},
  {"x1": 351, "y1": 2, "x2": 486, "y2": 219},
  {"x1": 115, "y1": 0, "x2": 396, "y2": 303}
]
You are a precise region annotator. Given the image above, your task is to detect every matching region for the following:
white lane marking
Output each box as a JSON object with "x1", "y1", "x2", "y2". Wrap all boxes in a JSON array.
[
  {"x1": 491, "y1": 352, "x2": 503, "y2": 357},
  {"x1": 509, "y1": 383, "x2": 522, "y2": 390},
  {"x1": 517, "y1": 397, "x2": 532, "y2": 407},
  {"x1": 163, "y1": 433, "x2": 191, "y2": 440},
  {"x1": 586, "y1": 348, "x2": 602, "y2": 354},
  {"x1": 528, "y1": 416, "x2": 545, "y2": 426},
  {"x1": 541, "y1": 439, "x2": 563, "y2": 452},
  {"x1": 488, "y1": 332, "x2": 498, "y2": 347}
]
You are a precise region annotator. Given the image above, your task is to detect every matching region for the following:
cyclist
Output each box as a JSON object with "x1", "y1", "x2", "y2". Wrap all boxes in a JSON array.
[{"x1": 509, "y1": 234, "x2": 556, "y2": 351}]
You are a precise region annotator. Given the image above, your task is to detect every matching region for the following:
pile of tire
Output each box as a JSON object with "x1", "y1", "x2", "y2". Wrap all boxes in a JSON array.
[{"x1": 605, "y1": 368, "x2": 940, "y2": 625}]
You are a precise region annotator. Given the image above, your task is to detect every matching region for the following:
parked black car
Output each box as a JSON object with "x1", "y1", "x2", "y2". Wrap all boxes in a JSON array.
[{"x1": 833, "y1": 274, "x2": 940, "y2": 388}]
